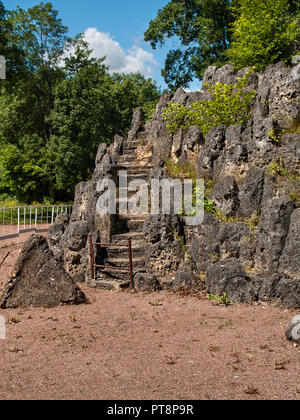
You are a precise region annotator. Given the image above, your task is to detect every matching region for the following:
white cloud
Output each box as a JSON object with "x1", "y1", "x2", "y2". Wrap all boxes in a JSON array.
[{"x1": 83, "y1": 27, "x2": 157, "y2": 77}]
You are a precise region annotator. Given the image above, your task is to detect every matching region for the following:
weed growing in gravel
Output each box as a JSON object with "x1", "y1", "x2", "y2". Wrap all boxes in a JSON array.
[
  {"x1": 208, "y1": 292, "x2": 234, "y2": 307},
  {"x1": 9, "y1": 316, "x2": 20, "y2": 324}
]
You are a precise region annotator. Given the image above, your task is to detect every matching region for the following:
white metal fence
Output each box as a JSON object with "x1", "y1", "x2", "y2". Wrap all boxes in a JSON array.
[{"x1": 0, "y1": 205, "x2": 72, "y2": 241}]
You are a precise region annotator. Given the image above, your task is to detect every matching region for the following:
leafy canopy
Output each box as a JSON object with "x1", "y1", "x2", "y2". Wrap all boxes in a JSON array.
[
  {"x1": 226, "y1": 0, "x2": 300, "y2": 70},
  {"x1": 144, "y1": 0, "x2": 233, "y2": 90},
  {"x1": 0, "y1": 2, "x2": 161, "y2": 203}
]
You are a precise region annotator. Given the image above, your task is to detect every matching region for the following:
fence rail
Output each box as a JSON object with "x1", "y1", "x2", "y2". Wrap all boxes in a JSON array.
[{"x1": 0, "y1": 205, "x2": 73, "y2": 241}]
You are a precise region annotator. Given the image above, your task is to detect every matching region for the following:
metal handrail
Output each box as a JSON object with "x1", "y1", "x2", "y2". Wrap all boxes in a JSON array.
[{"x1": 89, "y1": 233, "x2": 133, "y2": 289}]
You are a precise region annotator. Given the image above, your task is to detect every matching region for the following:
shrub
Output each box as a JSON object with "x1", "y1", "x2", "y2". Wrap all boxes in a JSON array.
[{"x1": 162, "y1": 71, "x2": 256, "y2": 135}]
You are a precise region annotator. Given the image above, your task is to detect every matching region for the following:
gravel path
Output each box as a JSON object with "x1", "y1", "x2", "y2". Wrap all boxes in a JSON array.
[{"x1": 0, "y1": 236, "x2": 299, "y2": 400}]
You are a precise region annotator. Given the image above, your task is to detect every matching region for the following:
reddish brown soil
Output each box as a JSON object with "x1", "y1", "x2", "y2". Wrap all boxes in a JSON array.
[{"x1": 0, "y1": 236, "x2": 299, "y2": 400}]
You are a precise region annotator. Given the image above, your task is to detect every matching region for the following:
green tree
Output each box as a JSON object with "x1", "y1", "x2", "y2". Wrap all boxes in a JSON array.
[
  {"x1": 144, "y1": 0, "x2": 233, "y2": 89},
  {"x1": 0, "y1": 1, "x2": 6, "y2": 51},
  {"x1": 0, "y1": 0, "x2": 24, "y2": 81},
  {"x1": 0, "y1": 2, "x2": 69, "y2": 201},
  {"x1": 0, "y1": 2, "x2": 161, "y2": 202},
  {"x1": 226, "y1": 0, "x2": 300, "y2": 70},
  {"x1": 48, "y1": 66, "x2": 161, "y2": 194}
]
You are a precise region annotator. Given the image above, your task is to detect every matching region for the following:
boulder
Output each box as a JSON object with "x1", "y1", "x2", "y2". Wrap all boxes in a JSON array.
[
  {"x1": 134, "y1": 272, "x2": 161, "y2": 293},
  {"x1": 286, "y1": 315, "x2": 300, "y2": 344},
  {"x1": 173, "y1": 264, "x2": 205, "y2": 293},
  {"x1": 206, "y1": 258, "x2": 256, "y2": 304},
  {"x1": 0, "y1": 235, "x2": 87, "y2": 308},
  {"x1": 250, "y1": 274, "x2": 300, "y2": 309}
]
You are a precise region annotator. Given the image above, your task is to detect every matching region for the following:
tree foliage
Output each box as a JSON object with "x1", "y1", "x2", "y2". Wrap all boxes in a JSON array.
[
  {"x1": 0, "y1": 2, "x2": 161, "y2": 203},
  {"x1": 145, "y1": 0, "x2": 300, "y2": 89},
  {"x1": 226, "y1": 0, "x2": 300, "y2": 70},
  {"x1": 144, "y1": 0, "x2": 233, "y2": 89}
]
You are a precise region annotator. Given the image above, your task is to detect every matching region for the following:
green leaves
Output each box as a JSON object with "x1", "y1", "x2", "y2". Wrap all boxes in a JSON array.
[
  {"x1": 226, "y1": 0, "x2": 300, "y2": 70},
  {"x1": 7, "y1": 2, "x2": 68, "y2": 71},
  {"x1": 145, "y1": 0, "x2": 299, "y2": 88},
  {"x1": 144, "y1": 0, "x2": 233, "y2": 89},
  {"x1": 163, "y1": 70, "x2": 256, "y2": 135},
  {"x1": 0, "y1": 3, "x2": 161, "y2": 203}
]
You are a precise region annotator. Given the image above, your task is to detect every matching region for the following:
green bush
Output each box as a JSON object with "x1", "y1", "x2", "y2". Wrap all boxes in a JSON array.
[
  {"x1": 226, "y1": 0, "x2": 300, "y2": 71},
  {"x1": 162, "y1": 71, "x2": 256, "y2": 135}
]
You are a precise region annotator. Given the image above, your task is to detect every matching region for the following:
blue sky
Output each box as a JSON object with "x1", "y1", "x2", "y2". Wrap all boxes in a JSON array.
[{"x1": 4, "y1": 0, "x2": 202, "y2": 91}]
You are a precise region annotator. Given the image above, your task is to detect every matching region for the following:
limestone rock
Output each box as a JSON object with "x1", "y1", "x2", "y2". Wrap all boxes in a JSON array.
[
  {"x1": 217, "y1": 222, "x2": 256, "y2": 267},
  {"x1": 134, "y1": 271, "x2": 161, "y2": 293},
  {"x1": 0, "y1": 235, "x2": 87, "y2": 308},
  {"x1": 279, "y1": 208, "x2": 300, "y2": 280},
  {"x1": 173, "y1": 264, "x2": 205, "y2": 293},
  {"x1": 210, "y1": 176, "x2": 239, "y2": 217},
  {"x1": 47, "y1": 212, "x2": 70, "y2": 260},
  {"x1": 286, "y1": 315, "x2": 300, "y2": 344},
  {"x1": 143, "y1": 214, "x2": 184, "y2": 279},
  {"x1": 128, "y1": 107, "x2": 145, "y2": 141},
  {"x1": 197, "y1": 125, "x2": 226, "y2": 175},
  {"x1": 255, "y1": 197, "x2": 295, "y2": 271},
  {"x1": 237, "y1": 167, "x2": 265, "y2": 217},
  {"x1": 206, "y1": 258, "x2": 256, "y2": 304}
]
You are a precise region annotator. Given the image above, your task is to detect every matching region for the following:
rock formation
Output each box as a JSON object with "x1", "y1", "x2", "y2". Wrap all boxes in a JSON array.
[
  {"x1": 0, "y1": 235, "x2": 86, "y2": 308},
  {"x1": 48, "y1": 61, "x2": 299, "y2": 308}
]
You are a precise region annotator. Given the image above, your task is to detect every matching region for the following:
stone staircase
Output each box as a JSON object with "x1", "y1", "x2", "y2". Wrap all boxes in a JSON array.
[{"x1": 94, "y1": 138, "x2": 153, "y2": 290}]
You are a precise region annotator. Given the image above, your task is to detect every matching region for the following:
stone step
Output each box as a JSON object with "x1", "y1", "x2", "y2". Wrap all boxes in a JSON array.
[
  {"x1": 117, "y1": 165, "x2": 154, "y2": 173},
  {"x1": 119, "y1": 172, "x2": 149, "y2": 179},
  {"x1": 118, "y1": 187, "x2": 150, "y2": 199},
  {"x1": 123, "y1": 141, "x2": 141, "y2": 148},
  {"x1": 123, "y1": 147, "x2": 138, "y2": 154},
  {"x1": 122, "y1": 150, "x2": 137, "y2": 157},
  {"x1": 118, "y1": 214, "x2": 147, "y2": 220},
  {"x1": 118, "y1": 155, "x2": 136, "y2": 163},
  {"x1": 111, "y1": 231, "x2": 145, "y2": 243},
  {"x1": 111, "y1": 216, "x2": 146, "y2": 232},
  {"x1": 106, "y1": 245, "x2": 145, "y2": 258},
  {"x1": 127, "y1": 174, "x2": 149, "y2": 182},
  {"x1": 88, "y1": 278, "x2": 130, "y2": 291},
  {"x1": 127, "y1": 219, "x2": 145, "y2": 232},
  {"x1": 104, "y1": 257, "x2": 145, "y2": 268}
]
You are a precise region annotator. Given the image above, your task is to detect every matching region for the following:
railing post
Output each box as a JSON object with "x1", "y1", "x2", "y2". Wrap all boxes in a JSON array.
[
  {"x1": 34, "y1": 207, "x2": 37, "y2": 229},
  {"x1": 128, "y1": 237, "x2": 133, "y2": 290},
  {"x1": 17, "y1": 208, "x2": 20, "y2": 234},
  {"x1": 89, "y1": 233, "x2": 95, "y2": 281}
]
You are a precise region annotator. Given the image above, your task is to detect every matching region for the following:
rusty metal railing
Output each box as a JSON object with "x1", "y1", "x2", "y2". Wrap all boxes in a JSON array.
[{"x1": 88, "y1": 233, "x2": 133, "y2": 289}]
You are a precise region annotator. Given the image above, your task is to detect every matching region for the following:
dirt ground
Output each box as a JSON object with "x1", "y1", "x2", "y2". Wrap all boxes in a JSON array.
[{"x1": 0, "y1": 235, "x2": 299, "y2": 401}]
